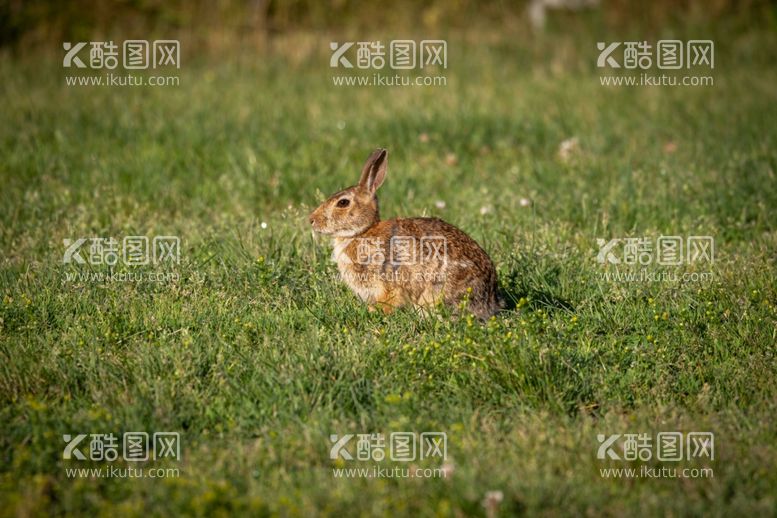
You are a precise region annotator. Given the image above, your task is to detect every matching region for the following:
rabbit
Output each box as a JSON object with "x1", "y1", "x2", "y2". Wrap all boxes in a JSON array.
[{"x1": 309, "y1": 148, "x2": 503, "y2": 319}]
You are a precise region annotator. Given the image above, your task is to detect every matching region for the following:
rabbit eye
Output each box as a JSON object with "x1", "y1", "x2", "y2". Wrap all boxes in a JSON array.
[{"x1": 336, "y1": 199, "x2": 350, "y2": 208}]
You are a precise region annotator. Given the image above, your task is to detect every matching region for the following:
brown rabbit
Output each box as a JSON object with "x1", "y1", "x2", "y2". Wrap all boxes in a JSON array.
[{"x1": 309, "y1": 148, "x2": 502, "y2": 319}]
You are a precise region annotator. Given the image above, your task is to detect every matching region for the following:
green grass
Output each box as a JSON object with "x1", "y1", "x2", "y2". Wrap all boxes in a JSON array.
[{"x1": 1, "y1": 24, "x2": 776, "y2": 517}]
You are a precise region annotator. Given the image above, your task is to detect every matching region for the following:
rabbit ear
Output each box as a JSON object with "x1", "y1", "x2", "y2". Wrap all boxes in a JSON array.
[{"x1": 358, "y1": 148, "x2": 388, "y2": 193}]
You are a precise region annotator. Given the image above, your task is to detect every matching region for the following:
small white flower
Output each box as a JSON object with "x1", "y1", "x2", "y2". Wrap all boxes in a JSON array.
[
  {"x1": 558, "y1": 136, "x2": 579, "y2": 162},
  {"x1": 435, "y1": 200, "x2": 446, "y2": 209},
  {"x1": 482, "y1": 490, "x2": 504, "y2": 518},
  {"x1": 260, "y1": 222, "x2": 268, "y2": 229},
  {"x1": 519, "y1": 197, "x2": 531, "y2": 207}
]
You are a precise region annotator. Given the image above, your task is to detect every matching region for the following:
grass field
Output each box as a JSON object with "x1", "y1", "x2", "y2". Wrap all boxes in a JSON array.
[{"x1": 1, "y1": 20, "x2": 776, "y2": 517}]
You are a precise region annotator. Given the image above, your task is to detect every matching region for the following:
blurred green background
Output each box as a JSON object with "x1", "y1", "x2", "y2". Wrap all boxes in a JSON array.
[{"x1": 3, "y1": 0, "x2": 775, "y2": 53}]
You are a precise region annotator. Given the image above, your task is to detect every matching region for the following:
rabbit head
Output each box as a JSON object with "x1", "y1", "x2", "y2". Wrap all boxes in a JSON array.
[{"x1": 309, "y1": 148, "x2": 388, "y2": 237}]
